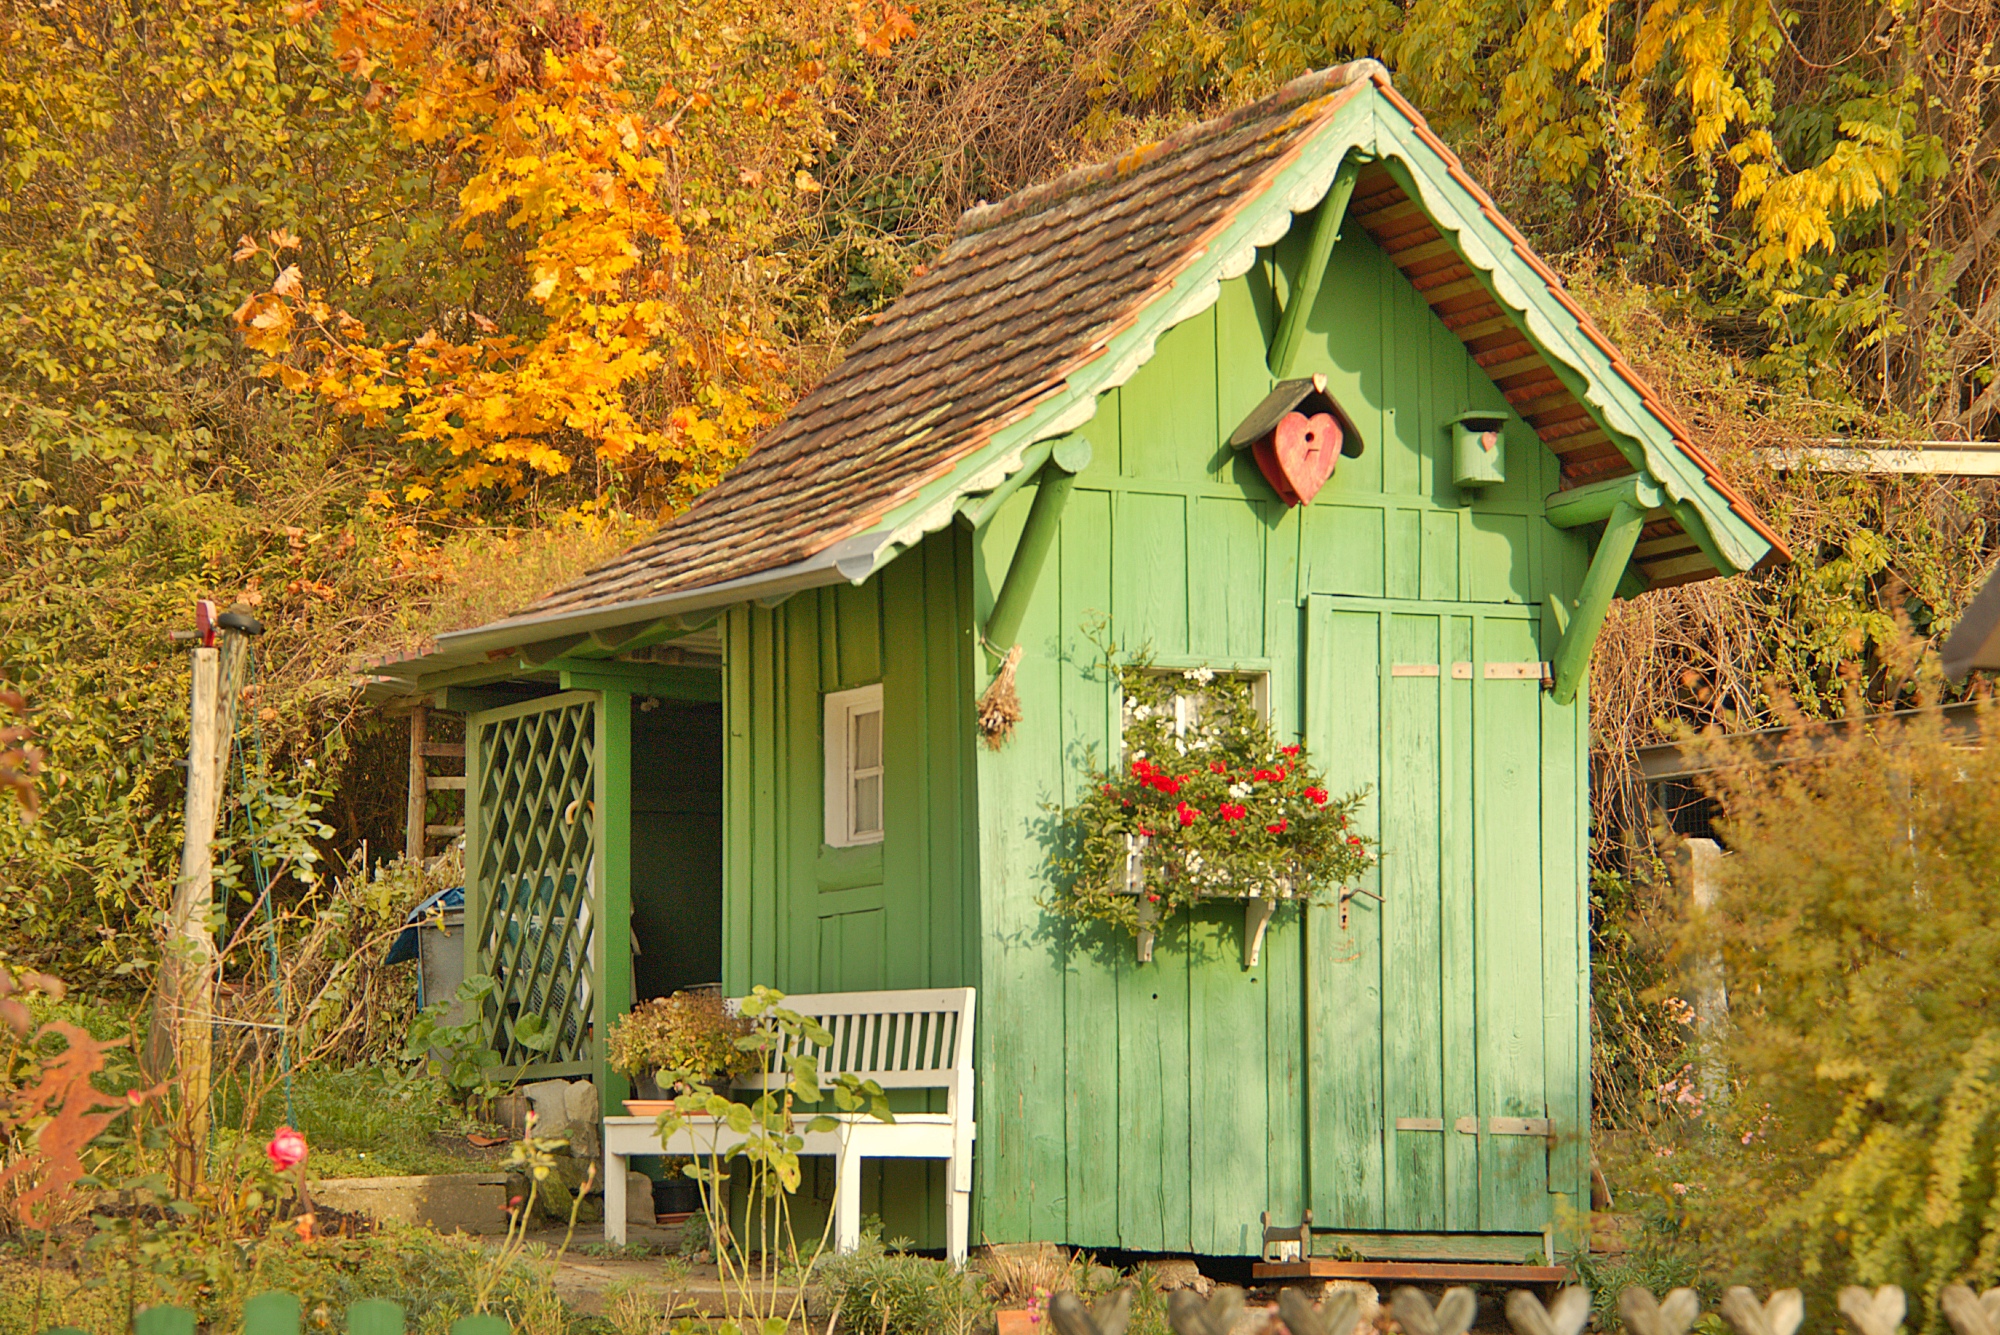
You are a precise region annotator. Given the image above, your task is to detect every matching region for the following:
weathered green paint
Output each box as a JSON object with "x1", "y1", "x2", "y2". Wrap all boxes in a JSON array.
[
  {"x1": 716, "y1": 527, "x2": 979, "y2": 1247},
  {"x1": 1543, "y1": 474, "x2": 1664, "y2": 529},
  {"x1": 1269, "y1": 155, "x2": 1360, "y2": 379},
  {"x1": 595, "y1": 688, "x2": 632, "y2": 1116},
  {"x1": 558, "y1": 660, "x2": 722, "y2": 701},
  {"x1": 960, "y1": 215, "x2": 1592, "y2": 1252},
  {"x1": 1549, "y1": 499, "x2": 1646, "y2": 705},
  {"x1": 984, "y1": 460, "x2": 1083, "y2": 665}
]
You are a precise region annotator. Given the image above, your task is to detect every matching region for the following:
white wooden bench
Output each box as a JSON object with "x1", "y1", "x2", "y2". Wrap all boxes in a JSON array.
[{"x1": 602, "y1": 986, "x2": 977, "y2": 1262}]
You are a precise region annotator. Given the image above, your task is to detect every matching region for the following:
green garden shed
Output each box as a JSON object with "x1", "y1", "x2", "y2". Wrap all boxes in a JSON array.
[{"x1": 365, "y1": 61, "x2": 1787, "y2": 1263}]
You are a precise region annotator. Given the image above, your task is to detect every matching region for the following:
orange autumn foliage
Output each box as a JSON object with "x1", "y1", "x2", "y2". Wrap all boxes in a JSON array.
[{"x1": 235, "y1": 0, "x2": 908, "y2": 513}]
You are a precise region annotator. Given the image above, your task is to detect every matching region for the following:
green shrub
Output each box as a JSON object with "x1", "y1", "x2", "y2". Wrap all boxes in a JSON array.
[
  {"x1": 1682, "y1": 684, "x2": 2000, "y2": 1323},
  {"x1": 815, "y1": 1232, "x2": 987, "y2": 1335}
]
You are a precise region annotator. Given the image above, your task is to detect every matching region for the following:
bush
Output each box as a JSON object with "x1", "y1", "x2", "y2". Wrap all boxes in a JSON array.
[
  {"x1": 815, "y1": 1232, "x2": 987, "y2": 1335},
  {"x1": 1680, "y1": 682, "x2": 2000, "y2": 1323}
]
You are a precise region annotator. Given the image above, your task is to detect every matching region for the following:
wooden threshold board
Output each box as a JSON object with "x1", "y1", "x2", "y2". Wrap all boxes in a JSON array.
[{"x1": 1252, "y1": 1260, "x2": 1574, "y2": 1283}]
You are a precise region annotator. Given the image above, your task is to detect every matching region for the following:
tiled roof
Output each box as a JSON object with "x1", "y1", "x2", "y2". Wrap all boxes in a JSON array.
[
  {"x1": 518, "y1": 63, "x2": 1385, "y2": 620},
  {"x1": 466, "y1": 61, "x2": 1786, "y2": 639}
]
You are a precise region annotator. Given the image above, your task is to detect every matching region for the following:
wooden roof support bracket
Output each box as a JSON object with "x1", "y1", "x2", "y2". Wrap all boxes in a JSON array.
[
  {"x1": 981, "y1": 438, "x2": 1092, "y2": 673},
  {"x1": 1546, "y1": 488, "x2": 1651, "y2": 706},
  {"x1": 957, "y1": 434, "x2": 1091, "y2": 531},
  {"x1": 1268, "y1": 154, "x2": 1361, "y2": 379}
]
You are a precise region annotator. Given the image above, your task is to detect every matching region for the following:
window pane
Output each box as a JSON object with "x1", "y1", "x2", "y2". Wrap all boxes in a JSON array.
[
  {"x1": 852, "y1": 773, "x2": 882, "y2": 836},
  {"x1": 852, "y1": 708, "x2": 882, "y2": 769}
]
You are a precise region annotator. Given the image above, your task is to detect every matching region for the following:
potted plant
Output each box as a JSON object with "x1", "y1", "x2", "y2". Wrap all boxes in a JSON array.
[
  {"x1": 1054, "y1": 660, "x2": 1376, "y2": 937},
  {"x1": 607, "y1": 989, "x2": 760, "y2": 1106}
]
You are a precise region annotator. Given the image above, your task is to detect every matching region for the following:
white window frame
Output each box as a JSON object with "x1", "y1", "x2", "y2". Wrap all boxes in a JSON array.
[
  {"x1": 824, "y1": 684, "x2": 885, "y2": 848},
  {"x1": 1125, "y1": 666, "x2": 1272, "y2": 747}
]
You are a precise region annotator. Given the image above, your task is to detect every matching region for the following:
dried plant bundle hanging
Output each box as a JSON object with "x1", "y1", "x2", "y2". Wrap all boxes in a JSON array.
[{"x1": 978, "y1": 645, "x2": 1023, "y2": 749}]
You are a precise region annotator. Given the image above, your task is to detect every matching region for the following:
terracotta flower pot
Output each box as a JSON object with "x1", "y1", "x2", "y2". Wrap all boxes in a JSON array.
[{"x1": 995, "y1": 1309, "x2": 1043, "y2": 1335}]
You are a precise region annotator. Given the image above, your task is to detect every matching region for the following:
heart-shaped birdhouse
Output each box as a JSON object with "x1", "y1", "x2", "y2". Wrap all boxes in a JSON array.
[
  {"x1": 1255, "y1": 410, "x2": 1342, "y2": 505},
  {"x1": 1228, "y1": 373, "x2": 1366, "y2": 508}
]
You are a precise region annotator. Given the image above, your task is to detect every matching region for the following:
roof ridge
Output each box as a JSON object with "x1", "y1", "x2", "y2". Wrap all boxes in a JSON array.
[{"x1": 954, "y1": 60, "x2": 1387, "y2": 239}]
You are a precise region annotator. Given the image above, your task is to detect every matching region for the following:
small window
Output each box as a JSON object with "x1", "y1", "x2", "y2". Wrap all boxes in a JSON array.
[
  {"x1": 824, "y1": 684, "x2": 885, "y2": 847},
  {"x1": 1126, "y1": 667, "x2": 1271, "y2": 745}
]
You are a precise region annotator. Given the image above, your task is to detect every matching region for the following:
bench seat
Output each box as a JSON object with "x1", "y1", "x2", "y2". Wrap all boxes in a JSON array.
[{"x1": 602, "y1": 987, "x2": 975, "y2": 1262}]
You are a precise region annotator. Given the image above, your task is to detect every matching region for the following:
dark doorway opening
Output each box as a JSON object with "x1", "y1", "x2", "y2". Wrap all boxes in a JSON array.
[{"x1": 629, "y1": 697, "x2": 724, "y2": 998}]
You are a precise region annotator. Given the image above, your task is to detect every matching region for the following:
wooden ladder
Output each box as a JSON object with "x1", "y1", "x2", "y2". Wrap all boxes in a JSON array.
[{"x1": 405, "y1": 703, "x2": 467, "y2": 863}]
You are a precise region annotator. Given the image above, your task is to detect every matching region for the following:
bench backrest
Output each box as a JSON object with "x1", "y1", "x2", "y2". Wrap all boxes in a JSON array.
[{"x1": 738, "y1": 987, "x2": 975, "y2": 1095}]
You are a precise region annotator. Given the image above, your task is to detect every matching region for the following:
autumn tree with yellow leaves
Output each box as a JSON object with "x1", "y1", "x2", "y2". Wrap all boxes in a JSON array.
[{"x1": 233, "y1": 0, "x2": 909, "y2": 513}]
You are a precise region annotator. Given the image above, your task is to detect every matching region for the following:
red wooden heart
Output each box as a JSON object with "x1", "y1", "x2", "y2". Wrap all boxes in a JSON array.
[{"x1": 1252, "y1": 410, "x2": 1342, "y2": 506}]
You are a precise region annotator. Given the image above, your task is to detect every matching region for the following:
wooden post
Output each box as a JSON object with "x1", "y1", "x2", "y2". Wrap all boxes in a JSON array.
[
  {"x1": 406, "y1": 705, "x2": 429, "y2": 865},
  {"x1": 147, "y1": 630, "x2": 249, "y2": 1164},
  {"x1": 1684, "y1": 837, "x2": 1729, "y2": 1107}
]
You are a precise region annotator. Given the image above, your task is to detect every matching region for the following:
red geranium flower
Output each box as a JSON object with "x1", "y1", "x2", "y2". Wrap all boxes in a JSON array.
[
  {"x1": 1347, "y1": 835, "x2": 1364, "y2": 846},
  {"x1": 1252, "y1": 768, "x2": 1279, "y2": 783},
  {"x1": 1209, "y1": 761, "x2": 1227, "y2": 774},
  {"x1": 1137, "y1": 826, "x2": 1154, "y2": 836},
  {"x1": 1304, "y1": 786, "x2": 1329, "y2": 806},
  {"x1": 1175, "y1": 802, "x2": 1199, "y2": 827},
  {"x1": 1218, "y1": 803, "x2": 1247, "y2": 821},
  {"x1": 1267, "y1": 820, "x2": 1288, "y2": 833},
  {"x1": 1281, "y1": 745, "x2": 1301, "y2": 757}
]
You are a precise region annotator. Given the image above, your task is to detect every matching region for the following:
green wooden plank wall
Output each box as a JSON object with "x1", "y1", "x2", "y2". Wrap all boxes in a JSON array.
[
  {"x1": 719, "y1": 525, "x2": 980, "y2": 1247},
  {"x1": 969, "y1": 223, "x2": 1592, "y2": 1251}
]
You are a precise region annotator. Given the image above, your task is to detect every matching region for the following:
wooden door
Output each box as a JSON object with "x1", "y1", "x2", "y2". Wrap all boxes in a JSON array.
[{"x1": 1301, "y1": 596, "x2": 1561, "y2": 1237}]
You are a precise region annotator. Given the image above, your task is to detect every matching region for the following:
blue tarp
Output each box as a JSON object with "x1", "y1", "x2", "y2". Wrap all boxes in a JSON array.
[{"x1": 383, "y1": 885, "x2": 464, "y2": 966}]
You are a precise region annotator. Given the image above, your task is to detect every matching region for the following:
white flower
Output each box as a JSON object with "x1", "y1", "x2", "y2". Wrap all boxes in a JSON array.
[
  {"x1": 1228, "y1": 782, "x2": 1251, "y2": 800},
  {"x1": 1133, "y1": 704, "x2": 1155, "y2": 721},
  {"x1": 1184, "y1": 666, "x2": 1216, "y2": 685}
]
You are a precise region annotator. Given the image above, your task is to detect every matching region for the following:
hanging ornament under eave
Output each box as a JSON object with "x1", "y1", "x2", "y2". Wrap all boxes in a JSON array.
[{"x1": 1227, "y1": 374, "x2": 1367, "y2": 506}]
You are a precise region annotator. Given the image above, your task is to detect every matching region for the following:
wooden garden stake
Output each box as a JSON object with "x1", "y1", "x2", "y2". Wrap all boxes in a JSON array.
[{"x1": 146, "y1": 621, "x2": 250, "y2": 1168}]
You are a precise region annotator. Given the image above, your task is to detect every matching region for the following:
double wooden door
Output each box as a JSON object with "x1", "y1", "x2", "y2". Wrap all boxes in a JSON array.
[{"x1": 1298, "y1": 595, "x2": 1586, "y2": 1237}]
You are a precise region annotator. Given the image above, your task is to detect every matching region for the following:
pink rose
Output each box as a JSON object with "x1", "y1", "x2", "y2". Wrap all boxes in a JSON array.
[{"x1": 266, "y1": 1125, "x2": 308, "y2": 1171}]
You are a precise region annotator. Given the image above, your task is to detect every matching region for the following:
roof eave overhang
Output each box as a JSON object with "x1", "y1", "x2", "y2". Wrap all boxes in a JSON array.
[
  {"x1": 1365, "y1": 85, "x2": 1787, "y2": 581},
  {"x1": 363, "y1": 526, "x2": 902, "y2": 694}
]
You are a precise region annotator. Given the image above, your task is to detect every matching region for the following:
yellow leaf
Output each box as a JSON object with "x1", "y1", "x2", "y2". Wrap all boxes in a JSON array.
[{"x1": 272, "y1": 265, "x2": 304, "y2": 298}]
